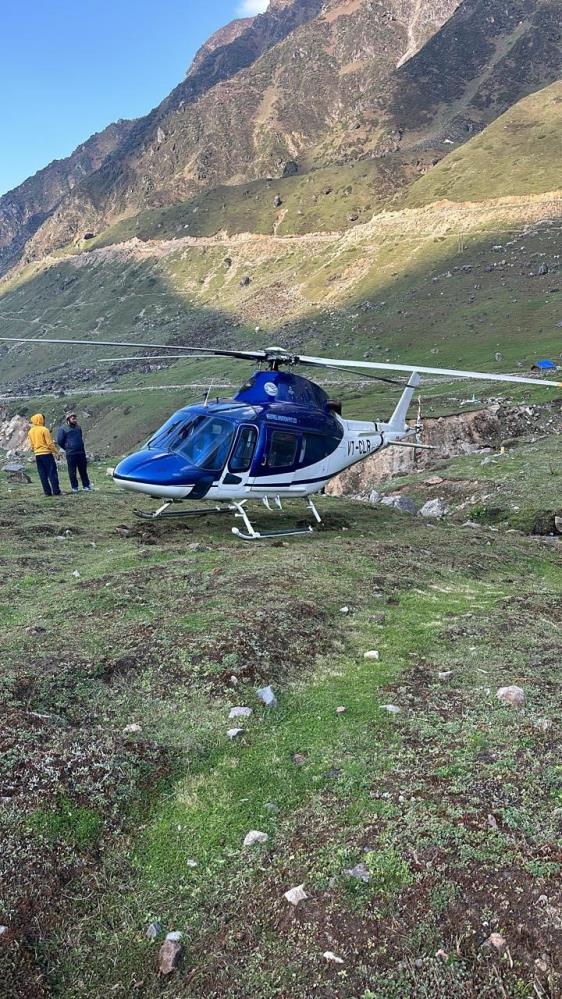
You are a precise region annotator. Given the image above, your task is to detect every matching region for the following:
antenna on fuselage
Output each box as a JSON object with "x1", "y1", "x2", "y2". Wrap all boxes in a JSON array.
[{"x1": 203, "y1": 380, "x2": 214, "y2": 406}]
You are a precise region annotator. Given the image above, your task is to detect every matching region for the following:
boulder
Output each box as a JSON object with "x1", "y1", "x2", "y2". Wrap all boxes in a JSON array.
[
  {"x1": 381, "y1": 494, "x2": 418, "y2": 514},
  {"x1": 419, "y1": 498, "x2": 448, "y2": 518}
]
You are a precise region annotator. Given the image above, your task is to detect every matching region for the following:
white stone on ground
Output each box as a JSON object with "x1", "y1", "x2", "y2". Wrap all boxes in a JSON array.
[
  {"x1": 243, "y1": 830, "x2": 269, "y2": 847},
  {"x1": 496, "y1": 685, "x2": 525, "y2": 707},
  {"x1": 229, "y1": 706, "x2": 253, "y2": 719},
  {"x1": 284, "y1": 884, "x2": 308, "y2": 905}
]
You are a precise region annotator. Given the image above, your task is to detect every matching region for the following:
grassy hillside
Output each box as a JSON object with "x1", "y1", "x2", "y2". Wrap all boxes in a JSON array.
[
  {"x1": 1, "y1": 196, "x2": 560, "y2": 410},
  {"x1": 88, "y1": 160, "x2": 405, "y2": 249},
  {"x1": 402, "y1": 82, "x2": 562, "y2": 207}
]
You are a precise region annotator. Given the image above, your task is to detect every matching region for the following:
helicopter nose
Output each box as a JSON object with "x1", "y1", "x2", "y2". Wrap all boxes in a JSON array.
[{"x1": 113, "y1": 449, "x2": 195, "y2": 498}]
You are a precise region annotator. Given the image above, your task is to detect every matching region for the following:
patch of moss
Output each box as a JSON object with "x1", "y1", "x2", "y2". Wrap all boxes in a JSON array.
[{"x1": 29, "y1": 796, "x2": 102, "y2": 850}]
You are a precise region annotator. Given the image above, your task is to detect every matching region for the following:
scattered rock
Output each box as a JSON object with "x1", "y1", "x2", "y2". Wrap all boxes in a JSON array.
[
  {"x1": 345, "y1": 862, "x2": 370, "y2": 883},
  {"x1": 264, "y1": 802, "x2": 278, "y2": 813},
  {"x1": 335, "y1": 705, "x2": 347, "y2": 715},
  {"x1": 146, "y1": 921, "x2": 161, "y2": 940},
  {"x1": 340, "y1": 605, "x2": 350, "y2": 614},
  {"x1": 368, "y1": 490, "x2": 380, "y2": 505},
  {"x1": 487, "y1": 932, "x2": 506, "y2": 951},
  {"x1": 273, "y1": 194, "x2": 282, "y2": 207},
  {"x1": 243, "y1": 830, "x2": 269, "y2": 847},
  {"x1": 158, "y1": 933, "x2": 183, "y2": 975},
  {"x1": 437, "y1": 670, "x2": 453, "y2": 681},
  {"x1": 370, "y1": 612, "x2": 386, "y2": 624},
  {"x1": 496, "y1": 685, "x2": 525, "y2": 707},
  {"x1": 347, "y1": 211, "x2": 359, "y2": 222},
  {"x1": 487, "y1": 814, "x2": 498, "y2": 830},
  {"x1": 435, "y1": 948, "x2": 448, "y2": 961},
  {"x1": 538, "y1": 262, "x2": 549, "y2": 276},
  {"x1": 555, "y1": 514, "x2": 562, "y2": 534},
  {"x1": 363, "y1": 650, "x2": 380, "y2": 660},
  {"x1": 229, "y1": 706, "x2": 252, "y2": 719},
  {"x1": 381, "y1": 494, "x2": 418, "y2": 514},
  {"x1": 323, "y1": 951, "x2": 344, "y2": 963},
  {"x1": 0, "y1": 926, "x2": 7, "y2": 936},
  {"x1": 284, "y1": 884, "x2": 307, "y2": 905},
  {"x1": 123, "y1": 722, "x2": 142, "y2": 734},
  {"x1": 424, "y1": 476, "x2": 443, "y2": 486},
  {"x1": 186, "y1": 859, "x2": 198, "y2": 868},
  {"x1": 381, "y1": 704, "x2": 401, "y2": 715},
  {"x1": 72, "y1": 570, "x2": 81, "y2": 578},
  {"x1": 281, "y1": 160, "x2": 298, "y2": 177},
  {"x1": 292, "y1": 752, "x2": 307, "y2": 765},
  {"x1": 533, "y1": 717, "x2": 552, "y2": 732},
  {"x1": 227, "y1": 727, "x2": 245, "y2": 740},
  {"x1": 239, "y1": 276, "x2": 251, "y2": 287},
  {"x1": 419, "y1": 499, "x2": 448, "y2": 519},
  {"x1": 256, "y1": 685, "x2": 277, "y2": 708}
]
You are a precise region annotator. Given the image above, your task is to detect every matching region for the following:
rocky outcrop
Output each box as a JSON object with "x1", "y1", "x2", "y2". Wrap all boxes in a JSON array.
[
  {"x1": 0, "y1": 120, "x2": 134, "y2": 276},
  {"x1": 327, "y1": 402, "x2": 561, "y2": 496}
]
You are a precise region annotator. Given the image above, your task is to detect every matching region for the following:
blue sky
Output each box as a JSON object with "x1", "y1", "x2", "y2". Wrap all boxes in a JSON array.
[{"x1": 0, "y1": 0, "x2": 269, "y2": 197}]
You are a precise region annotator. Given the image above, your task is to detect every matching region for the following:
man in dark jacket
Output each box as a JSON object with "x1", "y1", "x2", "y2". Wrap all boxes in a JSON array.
[{"x1": 56, "y1": 411, "x2": 92, "y2": 492}]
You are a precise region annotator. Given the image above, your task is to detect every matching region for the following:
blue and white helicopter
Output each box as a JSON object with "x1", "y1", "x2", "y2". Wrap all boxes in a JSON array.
[{"x1": 2, "y1": 338, "x2": 561, "y2": 540}]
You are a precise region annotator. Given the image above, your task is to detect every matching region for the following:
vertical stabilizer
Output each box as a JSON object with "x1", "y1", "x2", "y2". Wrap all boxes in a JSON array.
[{"x1": 388, "y1": 372, "x2": 421, "y2": 430}]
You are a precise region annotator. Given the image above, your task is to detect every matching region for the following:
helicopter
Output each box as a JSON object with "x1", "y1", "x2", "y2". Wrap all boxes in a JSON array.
[{"x1": 1, "y1": 337, "x2": 561, "y2": 540}]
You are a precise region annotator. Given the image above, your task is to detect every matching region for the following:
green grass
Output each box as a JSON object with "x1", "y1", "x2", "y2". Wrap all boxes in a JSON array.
[
  {"x1": 1, "y1": 460, "x2": 561, "y2": 996},
  {"x1": 402, "y1": 82, "x2": 562, "y2": 207}
]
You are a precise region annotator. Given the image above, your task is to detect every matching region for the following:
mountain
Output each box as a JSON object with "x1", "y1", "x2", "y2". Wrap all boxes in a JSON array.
[
  {"x1": 1, "y1": 0, "x2": 462, "y2": 273},
  {"x1": 0, "y1": 0, "x2": 560, "y2": 407},
  {"x1": 0, "y1": 120, "x2": 134, "y2": 276}
]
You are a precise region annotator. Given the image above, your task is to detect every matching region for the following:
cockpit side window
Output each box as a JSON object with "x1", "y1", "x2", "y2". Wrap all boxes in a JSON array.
[{"x1": 229, "y1": 426, "x2": 258, "y2": 473}]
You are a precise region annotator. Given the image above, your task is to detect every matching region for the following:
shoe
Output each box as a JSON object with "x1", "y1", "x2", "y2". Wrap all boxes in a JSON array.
[
  {"x1": 83, "y1": 486, "x2": 92, "y2": 492},
  {"x1": 71, "y1": 488, "x2": 79, "y2": 493}
]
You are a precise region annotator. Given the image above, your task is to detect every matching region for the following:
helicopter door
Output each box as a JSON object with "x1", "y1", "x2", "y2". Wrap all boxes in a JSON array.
[{"x1": 220, "y1": 425, "x2": 258, "y2": 489}]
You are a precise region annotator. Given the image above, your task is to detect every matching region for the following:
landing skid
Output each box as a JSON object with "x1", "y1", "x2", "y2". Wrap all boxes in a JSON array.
[
  {"x1": 134, "y1": 502, "x2": 230, "y2": 521},
  {"x1": 133, "y1": 496, "x2": 323, "y2": 541},
  {"x1": 231, "y1": 497, "x2": 321, "y2": 542}
]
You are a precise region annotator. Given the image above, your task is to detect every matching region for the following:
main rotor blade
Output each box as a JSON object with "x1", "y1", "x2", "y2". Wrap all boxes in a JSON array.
[
  {"x1": 0, "y1": 336, "x2": 267, "y2": 362},
  {"x1": 295, "y1": 355, "x2": 562, "y2": 389}
]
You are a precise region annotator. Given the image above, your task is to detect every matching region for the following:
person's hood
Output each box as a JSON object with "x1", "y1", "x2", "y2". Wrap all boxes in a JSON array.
[{"x1": 30, "y1": 414, "x2": 45, "y2": 426}]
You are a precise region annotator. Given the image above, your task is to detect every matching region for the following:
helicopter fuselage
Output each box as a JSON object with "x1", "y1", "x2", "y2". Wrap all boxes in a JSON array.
[{"x1": 113, "y1": 370, "x2": 416, "y2": 503}]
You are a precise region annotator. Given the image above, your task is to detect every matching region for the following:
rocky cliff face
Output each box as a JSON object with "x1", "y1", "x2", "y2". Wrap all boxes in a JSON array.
[{"x1": 0, "y1": 120, "x2": 135, "y2": 276}]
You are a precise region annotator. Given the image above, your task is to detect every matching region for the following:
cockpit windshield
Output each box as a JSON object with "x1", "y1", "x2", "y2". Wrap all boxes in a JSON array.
[
  {"x1": 175, "y1": 416, "x2": 236, "y2": 470},
  {"x1": 147, "y1": 413, "x2": 238, "y2": 471}
]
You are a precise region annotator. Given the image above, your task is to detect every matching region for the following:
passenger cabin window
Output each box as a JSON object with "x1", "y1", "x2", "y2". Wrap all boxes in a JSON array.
[
  {"x1": 229, "y1": 426, "x2": 257, "y2": 473},
  {"x1": 299, "y1": 433, "x2": 335, "y2": 465},
  {"x1": 266, "y1": 431, "x2": 299, "y2": 468}
]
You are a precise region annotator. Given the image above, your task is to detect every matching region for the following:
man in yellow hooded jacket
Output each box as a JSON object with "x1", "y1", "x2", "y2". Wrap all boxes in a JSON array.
[{"x1": 27, "y1": 414, "x2": 62, "y2": 497}]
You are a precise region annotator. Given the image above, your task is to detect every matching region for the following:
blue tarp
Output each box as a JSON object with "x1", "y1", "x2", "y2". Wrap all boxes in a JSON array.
[{"x1": 534, "y1": 359, "x2": 556, "y2": 370}]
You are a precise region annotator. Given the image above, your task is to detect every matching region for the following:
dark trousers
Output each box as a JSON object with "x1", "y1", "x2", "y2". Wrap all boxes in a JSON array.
[
  {"x1": 67, "y1": 451, "x2": 90, "y2": 490},
  {"x1": 36, "y1": 454, "x2": 61, "y2": 496}
]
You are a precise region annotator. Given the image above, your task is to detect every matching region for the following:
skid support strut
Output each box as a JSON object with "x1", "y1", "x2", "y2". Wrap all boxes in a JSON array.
[{"x1": 231, "y1": 498, "x2": 320, "y2": 541}]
